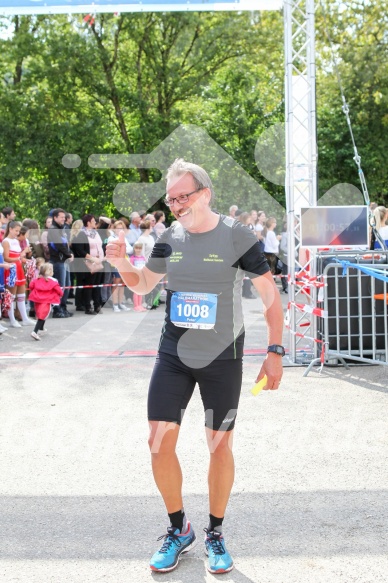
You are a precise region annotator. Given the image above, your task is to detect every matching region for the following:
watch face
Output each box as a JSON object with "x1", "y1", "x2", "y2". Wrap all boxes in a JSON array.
[{"x1": 268, "y1": 345, "x2": 285, "y2": 356}]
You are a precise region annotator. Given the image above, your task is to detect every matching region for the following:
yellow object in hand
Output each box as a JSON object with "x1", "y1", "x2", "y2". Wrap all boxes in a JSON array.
[{"x1": 251, "y1": 375, "x2": 268, "y2": 396}]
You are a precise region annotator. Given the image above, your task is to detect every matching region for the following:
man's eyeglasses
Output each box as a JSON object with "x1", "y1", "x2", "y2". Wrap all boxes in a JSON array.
[{"x1": 164, "y1": 188, "x2": 203, "y2": 207}]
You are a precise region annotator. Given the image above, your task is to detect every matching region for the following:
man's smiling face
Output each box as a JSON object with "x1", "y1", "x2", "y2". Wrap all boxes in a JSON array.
[{"x1": 166, "y1": 172, "x2": 209, "y2": 231}]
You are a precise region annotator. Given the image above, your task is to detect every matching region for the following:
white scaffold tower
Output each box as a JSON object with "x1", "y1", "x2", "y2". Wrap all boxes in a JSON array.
[{"x1": 284, "y1": 0, "x2": 318, "y2": 364}]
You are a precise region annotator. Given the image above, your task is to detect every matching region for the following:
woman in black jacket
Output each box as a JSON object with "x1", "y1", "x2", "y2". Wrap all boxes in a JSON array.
[{"x1": 70, "y1": 219, "x2": 102, "y2": 315}]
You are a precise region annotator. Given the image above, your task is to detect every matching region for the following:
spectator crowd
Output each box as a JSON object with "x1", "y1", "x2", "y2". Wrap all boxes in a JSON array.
[
  {"x1": 0, "y1": 203, "x2": 293, "y2": 340},
  {"x1": 0, "y1": 206, "x2": 168, "y2": 337}
]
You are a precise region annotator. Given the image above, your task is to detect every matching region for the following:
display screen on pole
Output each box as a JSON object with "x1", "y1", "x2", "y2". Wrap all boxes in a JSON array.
[
  {"x1": 0, "y1": 0, "x2": 282, "y2": 15},
  {"x1": 300, "y1": 206, "x2": 369, "y2": 248}
]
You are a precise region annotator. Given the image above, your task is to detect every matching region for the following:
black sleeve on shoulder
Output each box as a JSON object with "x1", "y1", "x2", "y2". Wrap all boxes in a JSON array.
[
  {"x1": 47, "y1": 227, "x2": 72, "y2": 258},
  {"x1": 71, "y1": 232, "x2": 90, "y2": 259},
  {"x1": 146, "y1": 230, "x2": 172, "y2": 274},
  {"x1": 231, "y1": 221, "x2": 270, "y2": 278}
]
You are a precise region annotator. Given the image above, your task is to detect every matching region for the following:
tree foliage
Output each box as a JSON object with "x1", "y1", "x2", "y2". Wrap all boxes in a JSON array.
[
  {"x1": 316, "y1": 0, "x2": 388, "y2": 203},
  {"x1": 0, "y1": 2, "x2": 387, "y2": 223}
]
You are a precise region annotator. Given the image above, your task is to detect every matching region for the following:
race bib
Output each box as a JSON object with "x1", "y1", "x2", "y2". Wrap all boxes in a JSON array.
[{"x1": 170, "y1": 292, "x2": 218, "y2": 330}]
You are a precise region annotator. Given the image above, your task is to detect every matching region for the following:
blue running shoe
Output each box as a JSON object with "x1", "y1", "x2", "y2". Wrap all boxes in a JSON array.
[
  {"x1": 204, "y1": 528, "x2": 234, "y2": 574},
  {"x1": 150, "y1": 521, "x2": 196, "y2": 572}
]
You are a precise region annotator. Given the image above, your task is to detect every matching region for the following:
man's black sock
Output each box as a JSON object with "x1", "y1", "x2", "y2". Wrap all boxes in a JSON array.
[
  {"x1": 168, "y1": 509, "x2": 186, "y2": 532},
  {"x1": 208, "y1": 513, "x2": 224, "y2": 533}
]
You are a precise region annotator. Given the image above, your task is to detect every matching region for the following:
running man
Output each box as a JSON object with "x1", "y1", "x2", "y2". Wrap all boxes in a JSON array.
[{"x1": 106, "y1": 159, "x2": 284, "y2": 574}]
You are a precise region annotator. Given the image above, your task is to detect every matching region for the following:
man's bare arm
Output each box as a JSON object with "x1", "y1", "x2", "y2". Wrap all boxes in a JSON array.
[
  {"x1": 252, "y1": 271, "x2": 284, "y2": 344},
  {"x1": 251, "y1": 271, "x2": 284, "y2": 390},
  {"x1": 105, "y1": 231, "x2": 165, "y2": 294},
  {"x1": 116, "y1": 258, "x2": 165, "y2": 295}
]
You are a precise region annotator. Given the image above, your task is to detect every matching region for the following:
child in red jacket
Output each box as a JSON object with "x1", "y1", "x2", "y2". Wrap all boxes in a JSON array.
[{"x1": 28, "y1": 263, "x2": 63, "y2": 340}]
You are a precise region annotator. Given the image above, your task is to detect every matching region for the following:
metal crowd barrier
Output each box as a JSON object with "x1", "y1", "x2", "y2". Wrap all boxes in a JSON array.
[{"x1": 304, "y1": 251, "x2": 388, "y2": 375}]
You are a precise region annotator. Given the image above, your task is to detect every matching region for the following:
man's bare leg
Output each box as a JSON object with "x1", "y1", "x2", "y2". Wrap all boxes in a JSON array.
[
  {"x1": 206, "y1": 428, "x2": 235, "y2": 518},
  {"x1": 148, "y1": 420, "x2": 183, "y2": 513},
  {"x1": 148, "y1": 420, "x2": 197, "y2": 573},
  {"x1": 204, "y1": 427, "x2": 235, "y2": 573}
]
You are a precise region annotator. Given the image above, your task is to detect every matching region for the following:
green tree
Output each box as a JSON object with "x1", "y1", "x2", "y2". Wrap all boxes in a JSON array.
[
  {"x1": 0, "y1": 11, "x2": 287, "y2": 221},
  {"x1": 316, "y1": 0, "x2": 388, "y2": 202},
  {"x1": 2, "y1": 3, "x2": 386, "y2": 222}
]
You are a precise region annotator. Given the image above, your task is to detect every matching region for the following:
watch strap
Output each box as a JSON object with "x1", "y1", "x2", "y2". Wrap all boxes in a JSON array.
[{"x1": 267, "y1": 344, "x2": 285, "y2": 356}]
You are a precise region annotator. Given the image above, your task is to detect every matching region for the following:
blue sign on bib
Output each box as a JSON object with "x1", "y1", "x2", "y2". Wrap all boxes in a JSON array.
[{"x1": 170, "y1": 292, "x2": 217, "y2": 330}]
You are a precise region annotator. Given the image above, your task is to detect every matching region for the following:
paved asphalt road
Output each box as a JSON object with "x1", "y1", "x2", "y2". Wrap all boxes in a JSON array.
[{"x1": 0, "y1": 293, "x2": 387, "y2": 582}]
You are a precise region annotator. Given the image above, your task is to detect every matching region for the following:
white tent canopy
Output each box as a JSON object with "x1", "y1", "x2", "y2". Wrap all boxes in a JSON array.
[{"x1": 0, "y1": 0, "x2": 282, "y2": 16}]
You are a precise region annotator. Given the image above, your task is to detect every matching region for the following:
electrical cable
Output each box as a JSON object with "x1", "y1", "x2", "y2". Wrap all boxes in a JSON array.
[{"x1": 318, "y1": 0, "x2": 386, "y2": 250}]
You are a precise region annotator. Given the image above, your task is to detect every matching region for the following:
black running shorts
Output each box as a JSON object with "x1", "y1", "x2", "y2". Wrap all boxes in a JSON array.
[{"x1": 147, "y1": 352, "x2": 243, "y2": 432}]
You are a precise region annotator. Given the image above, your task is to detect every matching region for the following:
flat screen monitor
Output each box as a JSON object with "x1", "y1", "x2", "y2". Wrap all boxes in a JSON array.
[{"x1": 300, "y1": 206, "x2": 369, "y2": 248}]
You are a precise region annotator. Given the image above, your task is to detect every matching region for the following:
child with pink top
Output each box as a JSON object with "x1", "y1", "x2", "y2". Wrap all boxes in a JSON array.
[
  {"x1": 129, "y1": 243, "x2": 147, "y2": 311},
  {"x1": 29, "y1": 263, "x2": 63, "y2": 340}
]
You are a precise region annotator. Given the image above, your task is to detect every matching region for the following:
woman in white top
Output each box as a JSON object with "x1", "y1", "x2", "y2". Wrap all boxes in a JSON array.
[
  {"x1": 107, "y1": 220, "x2": 133, "y2": 312},
  {"x1": 0, "y1": 241, "x2": 12, "y2": 333},
  {"x1": 137, "y1": 219, "x2": 155, "y2": 259},
  {"x1": 2, "y1": 221, "x2": 35, "y2": 327},
  {"x1": 40, "y1": 216, "x2": 52, "y2": 260},
  {"x1": 255, "y1": 210, "x2": 267, "y2": 252},
  {"x1": 263, "y1": 217, "x2": 281, "y2": 274},
  {"x1": 372, "y1": 206, "x2": 388, "y2": 250},
  {"x1": 82, "y1": 214, "x2": 105, "y2": 313},
  {"x1": 153, "y1": 210, "x2": 166, "y2": 237}
]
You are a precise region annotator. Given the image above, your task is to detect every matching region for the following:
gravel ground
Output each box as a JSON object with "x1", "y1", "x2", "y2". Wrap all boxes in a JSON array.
[{"x1": 0, "y1": 294, "x2": 387, "y2": 582}]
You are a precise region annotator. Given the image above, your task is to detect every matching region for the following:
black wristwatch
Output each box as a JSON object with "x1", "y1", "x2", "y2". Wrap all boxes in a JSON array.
[{"x1": 267, "y1": 344, "x2": 286, "y2": 357}]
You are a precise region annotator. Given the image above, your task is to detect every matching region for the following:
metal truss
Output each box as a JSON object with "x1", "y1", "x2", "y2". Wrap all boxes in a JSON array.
[{"x1": 284, "y1": 0, "x2": 318, "y2": 364}]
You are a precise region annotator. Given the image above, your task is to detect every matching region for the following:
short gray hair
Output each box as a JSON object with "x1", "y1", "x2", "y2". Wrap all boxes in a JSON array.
[{"x1": 166, "y1": 158, "x2": 214, "y2": 203}]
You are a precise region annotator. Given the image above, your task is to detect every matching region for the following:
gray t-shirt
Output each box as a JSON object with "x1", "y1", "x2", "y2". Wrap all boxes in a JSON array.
[{"x1": 146, "y1": 214, "x2": 269, "y2": 367}]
